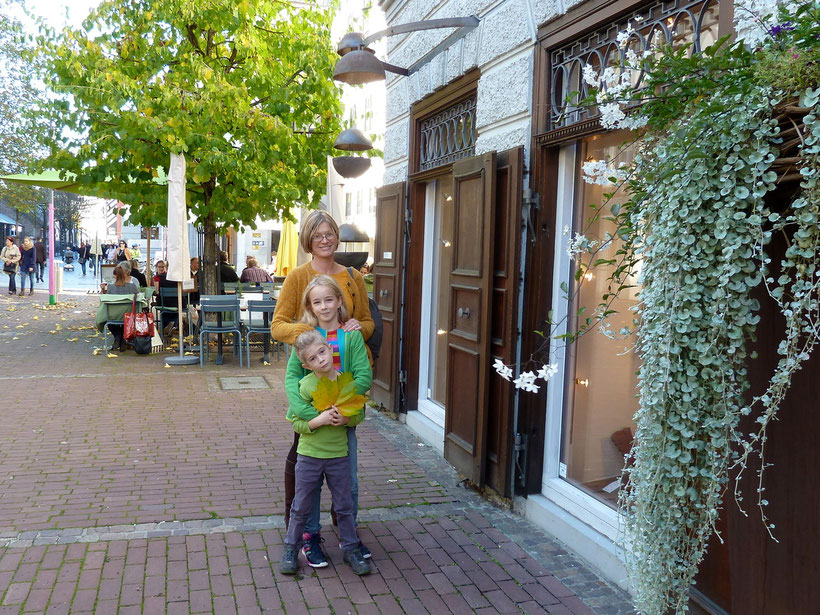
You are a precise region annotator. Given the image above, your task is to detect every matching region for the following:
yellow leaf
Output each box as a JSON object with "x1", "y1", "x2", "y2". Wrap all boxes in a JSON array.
[
  {"x1": 41, "y1": 344, "x2": 47, "y2": 347},
  {"x1": 311, "y1": 377, "x2": 339, "y2": 412},
  {"x1": 65, "y1": 338, "x2": 79, "y2": 342},
  {"x1": 92, "y1": 348, "x2": 102, "y2": 355},
  {"x1": 336, "y1": 395, "x2": 367, "y2": 417},
  {"x1": 32, "y1": 316, "x2": 39, "y2": 320},
  {"x1": 107, "y1": 353, "x2": 118, "y2": 358},
  {"x1": 12, "y1": 336, "x2": 18, "y2": 340},
  {"x1": 263, "y1": 361, "x2": 270, "y2": 366}
]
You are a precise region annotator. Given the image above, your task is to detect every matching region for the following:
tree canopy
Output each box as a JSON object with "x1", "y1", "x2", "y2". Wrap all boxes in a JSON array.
[
  {"x1": 31, "y1": 0, "x2": 344, "y2": 230},
  {"x1": 0, "y1": 0, "x2": 47, "y2": 213}
]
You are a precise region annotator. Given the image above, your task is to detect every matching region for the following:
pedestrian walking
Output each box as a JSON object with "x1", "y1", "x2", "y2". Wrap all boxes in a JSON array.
[
  {"x1": 1, "y1": 237, "x2": 21, "y2": 295},
  {"x1": 34, "y1": 237, "x2": 46, "y2": 282},
  {"x1": 18, "y1": 237, "x2": 36, "y2": 296},
  {"x1": 105, "y1": 244, "x2": 116, "y2": 264},
  {"x1": 78, "y1": 242, "x2": 91, "y2": 276},
  {"x1": 279, "y1": 329, "x2": 371, "y2": 576}
]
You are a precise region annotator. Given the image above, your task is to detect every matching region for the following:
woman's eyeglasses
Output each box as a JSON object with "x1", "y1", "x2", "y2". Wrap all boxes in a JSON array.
[{"x1": 311, "y1": 232, "x2": 337, "y2": 243}]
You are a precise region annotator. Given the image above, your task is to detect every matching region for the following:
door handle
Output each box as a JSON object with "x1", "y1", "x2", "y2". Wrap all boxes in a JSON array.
[
  {"x1": 379, "y1": 289, "x2": 389, "y2": 298},
  {"x1": 457, "y1": 307, "x2": 471, "y2": 318}
]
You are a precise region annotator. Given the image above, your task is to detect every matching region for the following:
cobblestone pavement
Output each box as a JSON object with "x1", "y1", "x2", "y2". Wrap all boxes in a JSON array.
[{"x1": 0, "y1": 292, "x2": 635, "y2": 614}]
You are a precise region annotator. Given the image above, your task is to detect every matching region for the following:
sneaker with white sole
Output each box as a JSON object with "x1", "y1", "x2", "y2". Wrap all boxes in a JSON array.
[{"x1": 301, "y1": 532, "x2": 329, "y2": 568}]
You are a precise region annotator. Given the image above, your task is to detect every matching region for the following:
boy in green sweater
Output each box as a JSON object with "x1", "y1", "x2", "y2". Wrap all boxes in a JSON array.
[{"x1": 279, "y1": 330, "x2": 371, "y2": 576}]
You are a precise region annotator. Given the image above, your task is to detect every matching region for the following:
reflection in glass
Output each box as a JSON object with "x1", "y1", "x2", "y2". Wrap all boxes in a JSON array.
[
  {"x1": 561, "y1": 131, "x2": 640, "y2": 507},
  {"x1": 427, "y1": 177, "x2": 455, "y2": 406}
]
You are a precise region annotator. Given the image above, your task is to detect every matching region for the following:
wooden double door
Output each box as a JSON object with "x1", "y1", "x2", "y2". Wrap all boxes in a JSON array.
[{"x1": 372, "y1": 147, "x2": 523, "y2": 497}]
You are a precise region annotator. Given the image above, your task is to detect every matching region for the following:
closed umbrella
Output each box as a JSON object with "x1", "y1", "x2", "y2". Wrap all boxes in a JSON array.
[
  {"x1": 275, "y1": 219, "x2": 298, "y2": 277},
  {"x1": 164, "y1": 153, "x2": 198, "y2": 366}
]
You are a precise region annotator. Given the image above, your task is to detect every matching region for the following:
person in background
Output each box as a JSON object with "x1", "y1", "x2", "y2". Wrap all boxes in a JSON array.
[
  {"x1": 102, "y1": 265, "x2": 139, "y2": 351},
  {"x1": 1, "y1": 237, "x2": 20, "y2": 295},
  {"x1": 129, "y1": 259, "x2": 147, "y2": 288},
  {"x1": 131, "y1": 244, "x2": 142, "y2": 260},
  {"x1": 34, "y1": 238, "x2": 46, "y2": 282},
  {"x1": 190, "y1": 257, "x2": 200, "y2": 303},
  {"x1": 219, "y1": 250, "x2": 239, "y2": 287},
  {"x1": 115, "y1": 240, "x2": 130, "y2": 263},
  {"x1": 18, "y1": 237, "x2": 36, "y2": 296},
  {"x1": 153, "y1": 260, "x2": 167, "y2": 292},
  {"x1": 116, "y1": 260, "x2": 140, "y2": 287},
  {"x1": 266, "y1": 250, "x2": 278, "y2": 275},
  {"x1": 78, "y1": 241, "x2": 91, "y2": 276},
  {"x1": 240, "y1": 256, "x2": 273, "y2": 284},
  {"x1": 106, "y1": 244, "x2": 116, "y2": 264}
]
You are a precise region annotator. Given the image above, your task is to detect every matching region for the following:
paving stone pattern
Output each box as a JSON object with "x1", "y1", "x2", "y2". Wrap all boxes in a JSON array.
[{"x1": 0, "y1": 293, "x2": 635, "y2": 614}]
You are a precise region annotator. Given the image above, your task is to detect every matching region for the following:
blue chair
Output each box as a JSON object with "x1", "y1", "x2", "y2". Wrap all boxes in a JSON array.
[
  {"x1": 244, "y1": 298, "x2": 282, "y2": 365},
  {"x1": 198, "y1": 295, "x2": 244, "y2": 367},
  {"x1": 222, "y1": 282, "x2": 241, "y2": 295}
]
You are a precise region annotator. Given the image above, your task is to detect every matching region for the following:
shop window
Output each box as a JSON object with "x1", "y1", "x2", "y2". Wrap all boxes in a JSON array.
[{"x1": 560, "y1": 130, "x2": 639, "y2": 507}]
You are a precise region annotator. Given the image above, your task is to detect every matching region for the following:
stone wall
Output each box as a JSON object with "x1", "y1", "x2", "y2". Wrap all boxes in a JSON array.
[{"x1": 381, "y1": 0, "x2": 559, "y2": 183}]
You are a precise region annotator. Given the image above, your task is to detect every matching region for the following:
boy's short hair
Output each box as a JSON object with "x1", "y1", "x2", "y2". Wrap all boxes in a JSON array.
[{"x1": 294, "y1": 330, "x2": 328, "y2": 363}]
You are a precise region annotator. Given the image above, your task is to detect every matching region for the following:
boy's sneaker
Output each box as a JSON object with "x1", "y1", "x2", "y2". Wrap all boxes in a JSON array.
[
  {"x1": 358, "y1": 541, "x2": 371, "y2": 559},
  {"x1": 279, "y1": 545, "x2": 299, "y2": 575},
  {"x1": 343, "y1": 548, "x2": 372, "y2": 576},
  {"x1": 301, "y1": 532, "x2": 329, "y2": 568}
]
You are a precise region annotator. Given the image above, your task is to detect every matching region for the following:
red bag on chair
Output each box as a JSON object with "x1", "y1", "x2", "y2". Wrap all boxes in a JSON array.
[
  {"x1": 123, "y1": 294, "x2": 138, "y2": 341},
  {"x1": 123, "y1": 294, "x2": 155, "y2": 340},
  {"x1": 135, "y1": 309, "x2": 155, "y2": 337}
]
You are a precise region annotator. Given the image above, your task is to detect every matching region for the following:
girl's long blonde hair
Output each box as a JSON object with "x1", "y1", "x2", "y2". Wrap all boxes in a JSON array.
[{"x1": 300, "y1": 275, "x2": 349, "y2": 327}]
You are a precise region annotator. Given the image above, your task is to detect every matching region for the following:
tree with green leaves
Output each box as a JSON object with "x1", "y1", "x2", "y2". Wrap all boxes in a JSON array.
[
  {"x1": 0, "y1": 0, "x2": 48, "y2": 218},
  {"x1": 32, "y1": 0, "x2": 343, "y2": 293}
]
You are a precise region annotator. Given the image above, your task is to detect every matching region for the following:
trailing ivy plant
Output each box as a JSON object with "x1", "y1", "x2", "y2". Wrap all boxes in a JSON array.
[{"x1": 494, "y1": 2, "x2": 820, "y2": 613}]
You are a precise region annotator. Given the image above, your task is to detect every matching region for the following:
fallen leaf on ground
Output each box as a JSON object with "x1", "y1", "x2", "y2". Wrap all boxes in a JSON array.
[
  {"x1": 65, "y1": 338, "x2": 79, "y2": 342},
  {"x1": 92, "y1": 348, "x2": 102, "y2": 355},
  {"x1": 263, "y1": 361, "x2": 270, "y2": 366},
  {"x1": 106, "y1": 352, "x2": 118, "y2": 358}
]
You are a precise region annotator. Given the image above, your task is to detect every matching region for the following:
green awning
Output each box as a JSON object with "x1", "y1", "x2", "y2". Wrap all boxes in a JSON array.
[{"x1": 0, "y1": 169, "x2": 168, "y2": 201}]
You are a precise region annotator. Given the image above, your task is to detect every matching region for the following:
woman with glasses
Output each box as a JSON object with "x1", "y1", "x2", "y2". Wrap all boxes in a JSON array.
[{"x1": 271, "y1": 210, "x2": 375, "y2": 568}]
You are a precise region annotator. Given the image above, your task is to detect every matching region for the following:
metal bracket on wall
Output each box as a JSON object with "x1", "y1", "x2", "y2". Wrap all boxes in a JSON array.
[
  {"x1": 514, "y1": 432, "x2": 528, "y2": 490},
  {"x1": 522, "y1": 190, "x2": 540, "y2": 244}
]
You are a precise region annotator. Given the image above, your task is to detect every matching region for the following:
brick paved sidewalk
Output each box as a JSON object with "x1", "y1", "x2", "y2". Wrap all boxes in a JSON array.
[{"x1": 0, "y1": 293, "x2": 635, "y2": 614}]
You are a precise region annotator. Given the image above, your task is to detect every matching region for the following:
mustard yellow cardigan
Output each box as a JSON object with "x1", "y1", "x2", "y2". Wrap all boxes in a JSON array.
[{"x1": 270, "y1": 262, "x2": 375, "y2": 346}]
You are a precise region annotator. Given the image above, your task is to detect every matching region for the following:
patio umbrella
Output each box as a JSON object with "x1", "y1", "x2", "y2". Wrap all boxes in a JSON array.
[
  {"x1": 0, "y1": 170, "x2": 167, "y2": 199},
  {"x1": 164, "y1": 153, "x2": 198, "y2": 366},
  {"x1": 275, "y1": 219, "x2": 298, "y2": 277}
]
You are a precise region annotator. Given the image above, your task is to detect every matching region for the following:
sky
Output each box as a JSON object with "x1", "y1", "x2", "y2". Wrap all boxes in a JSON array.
[{"x1": 10, "y1": 0, "x2": 100, "y2": 32}]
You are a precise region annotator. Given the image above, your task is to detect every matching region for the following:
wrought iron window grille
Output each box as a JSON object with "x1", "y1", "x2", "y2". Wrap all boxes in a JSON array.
[
  {"x1": 419, "y1": 95, "x2": 477, "y2": 171},
  {"x1": 548, "y1": 0, "x2": 722, "y2": 131}
]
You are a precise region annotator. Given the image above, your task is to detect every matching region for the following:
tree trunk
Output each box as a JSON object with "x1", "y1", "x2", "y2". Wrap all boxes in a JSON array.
[{"x1": 201, "y1": 213, "x2": 219, "y2": 296}]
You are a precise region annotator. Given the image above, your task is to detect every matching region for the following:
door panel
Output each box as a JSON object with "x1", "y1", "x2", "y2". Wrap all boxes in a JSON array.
[
  {"x1": 444, "y1": 153, "x2": 496, "y2": 485},
  {"x1": 372, "y1": 182, "x2": 406, "y2": 412},
  {"x1": 486, "y1": 147, "x2": 523, "y2": 497}
]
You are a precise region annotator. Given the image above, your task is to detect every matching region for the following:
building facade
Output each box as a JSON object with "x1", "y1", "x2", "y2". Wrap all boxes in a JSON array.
[{"x1": 374, "y1": 0, "x2": 820, "y2": 612}]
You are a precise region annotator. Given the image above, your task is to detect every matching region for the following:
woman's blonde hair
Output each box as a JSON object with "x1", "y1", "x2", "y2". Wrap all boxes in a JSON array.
[
  {"x1": 299, "y1": 210, "x2": 340, "y2": 254},
  {"x1": 300, "y1": 274, "x2": 349, "y2": 327},
  {"x1": 22, "y1": 237, "x2": 32, "y2": 248}
]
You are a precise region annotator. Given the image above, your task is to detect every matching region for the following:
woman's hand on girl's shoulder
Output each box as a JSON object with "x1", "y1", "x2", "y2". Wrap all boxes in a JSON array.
[{"x1": 342, "y1": 318, "x2": 362, "y2": 332}]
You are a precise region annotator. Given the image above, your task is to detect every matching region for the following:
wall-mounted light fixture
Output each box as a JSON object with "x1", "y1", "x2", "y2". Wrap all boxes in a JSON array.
[
  {"x1": 333, "y1": 16, "x2": 480, "y2": 85},
  {"x1": 331, "y1": 16, "x2": 479, "y2": 177}
]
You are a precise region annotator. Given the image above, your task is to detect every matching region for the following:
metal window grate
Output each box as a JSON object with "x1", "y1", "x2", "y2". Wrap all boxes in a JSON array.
[
  {"x1": 548, "y1": 0, "x2": 722, "y2": 130},
  {"x1": 419, "y1": 96, "x2": 477, "y2": 171}
]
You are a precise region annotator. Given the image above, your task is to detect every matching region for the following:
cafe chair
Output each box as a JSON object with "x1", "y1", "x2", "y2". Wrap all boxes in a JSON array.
[
  {"x1": 198, "y1": 295, "x2": 244, "y2": 367},
  {"x1": 244, "y1": 298, "x2": 281, "y2": 365}
]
